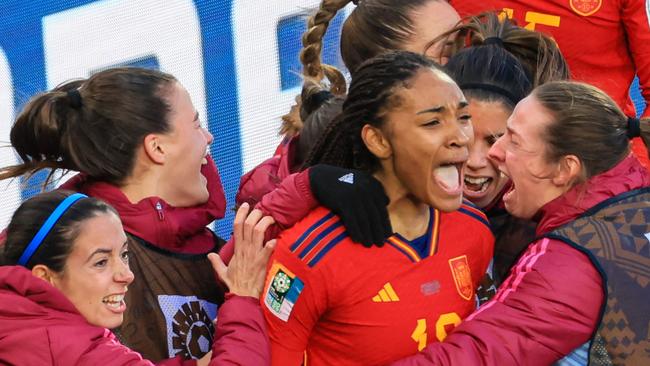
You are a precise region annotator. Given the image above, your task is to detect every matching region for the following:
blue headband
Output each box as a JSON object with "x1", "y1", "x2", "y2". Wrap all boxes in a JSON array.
[{"x1": 17, "y1": 193, "x2": 88, "y2": 266}]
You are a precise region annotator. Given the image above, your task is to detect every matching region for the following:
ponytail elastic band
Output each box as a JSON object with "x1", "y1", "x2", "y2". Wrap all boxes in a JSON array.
[
  {"x1": 483, "y1": 37, "x2": 504, "y2": 47},
  {"x1": 627, "y1": 117, "x2": 641, "y2": 139},
  {"x1": 459, "y1": 82, "x2": 519, "y2": 106},
  {"x1": 17, "y1": 193, "x2": 88, "y2": 266},
  {"x1": 67, "y1": 89, "x2": 83, "y2": 109}
]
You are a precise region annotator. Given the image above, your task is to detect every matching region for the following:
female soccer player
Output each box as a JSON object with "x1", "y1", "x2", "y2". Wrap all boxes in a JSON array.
[{"x1": 262, "y1": 51, "x2": 494, "y2": 365}]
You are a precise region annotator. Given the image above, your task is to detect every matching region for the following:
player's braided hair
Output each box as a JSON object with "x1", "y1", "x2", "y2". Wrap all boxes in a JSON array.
[
  {"x1": 282, "y1": 0, "x2": 439, "y2": 134},
  {"x1": 304, "y1": 51, "x2": 440, "y2": 171},
  {"x1": 430, "y1": 11, "x2": 569, "y2": 87},
  {"x1": 279, "y1": 0, "x2": 350, "y2": 138}
]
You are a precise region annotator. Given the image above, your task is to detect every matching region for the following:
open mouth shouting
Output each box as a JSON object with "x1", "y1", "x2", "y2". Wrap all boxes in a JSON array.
[
  {"x1": 464, "y1": 175, "x2": 492, "y2": 196},
  {"x1": 433, "y1": 161, "x2": 464, "y2": 195}
]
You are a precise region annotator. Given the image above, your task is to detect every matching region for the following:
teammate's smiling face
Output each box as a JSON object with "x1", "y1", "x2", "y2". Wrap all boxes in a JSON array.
[
  {"x1": 369, "y1": 68, "x2": 473, "y2": 212},
  {"x1": 46, "y1": 212, "x2": 134, "y2": 329},
  {"x1": 463, "y1": 99, "x2": 512, "y2": 208}
]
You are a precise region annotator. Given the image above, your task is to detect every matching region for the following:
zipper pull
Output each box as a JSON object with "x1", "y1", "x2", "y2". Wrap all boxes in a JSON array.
[{"x1": 155, "y1": 201, "x2": 164, "y2": 221}]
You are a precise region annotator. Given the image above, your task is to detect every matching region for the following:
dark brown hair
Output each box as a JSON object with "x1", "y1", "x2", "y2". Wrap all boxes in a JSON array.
[
  {"x1": 445, "y1": 43, "x2": 532, "y2": 110},
  {"x1": 0, "y1": 67, "x2": 177, "y2": 186},
  {"x1": 301, "y1": 0, "x2": 436, "y2": 78},
  {"x1": 305, "y1": 51, "x2": 441, "y2": 171},
  {"x1": 2, "y1": 190, "x2": 118, "y2": 271},
  {"x1": 286, "y1": 0, "x2": 446, "y2": 163},
  {"x1": 534, "y1": 81, "x2": 649, "y2": 179},
  {"x1": 433, "y1": 12, "x2": 569, "y2": 88}
]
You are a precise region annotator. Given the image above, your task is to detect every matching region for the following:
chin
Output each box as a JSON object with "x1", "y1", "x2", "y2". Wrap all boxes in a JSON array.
[
  {"x1": 90, "y1": 316, "x2": 123, "y2": 330},
  {"x1": 431, "y1": 194, "x2": 463, "y2": 212}
]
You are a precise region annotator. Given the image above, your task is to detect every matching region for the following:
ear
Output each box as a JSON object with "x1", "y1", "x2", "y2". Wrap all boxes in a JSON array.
[
  {"x1": 361, "y1": 124, "x2": 392, "y2": 160},
  {"x1": 551, "y1": 154, "x2": 582, "y2": 187},
  {"x1": 142, "y1": 134, "x2": 165, "y2": 165},
  {"x1": 31, "y1": 264, "x2": 58, "y2": 286}
]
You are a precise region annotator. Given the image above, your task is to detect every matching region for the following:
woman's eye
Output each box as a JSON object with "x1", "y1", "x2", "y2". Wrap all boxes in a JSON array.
[
  {"x1": 95, "y1": 259, "x2": 108, "y2": 267},
  {"x1": 459, "y1": 114, "x2": 471, "y2": 124},
  {"x1": 422, "y1": 120, "x2": 440, "y2": 127},
  {"x1": 121, "y1": 250, "x2": 130, "y2": 262}
]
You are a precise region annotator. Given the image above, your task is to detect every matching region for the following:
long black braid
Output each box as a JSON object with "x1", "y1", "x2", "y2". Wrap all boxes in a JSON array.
[{"x1": 304, "y1": 51, "x2": 442, "y2": 172}]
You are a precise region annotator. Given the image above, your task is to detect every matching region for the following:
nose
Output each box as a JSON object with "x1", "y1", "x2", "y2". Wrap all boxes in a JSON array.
[
  {"x1": 467, "y1": 141, "x2": 488, "y2": 170},
  {"x1": 449, "y1": 120, "x2": 473, "y2": 148},
  {"x1": 487, "y1": 135, "x2": 506, "y2": 165},
  {"x1": 114, "y1": 260, "x2": 135, "y2": 285},
  {"x1": 203, "y1": 127, "x2": 214, "y2": 145}
]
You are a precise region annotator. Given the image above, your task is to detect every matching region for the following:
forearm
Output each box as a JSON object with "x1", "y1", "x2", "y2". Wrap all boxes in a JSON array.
[{"x1": 210, "y1": 294, "x2": 270, "y2": 365}]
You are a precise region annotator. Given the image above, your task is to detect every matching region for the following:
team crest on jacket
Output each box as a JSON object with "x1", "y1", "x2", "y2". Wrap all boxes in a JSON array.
[
  {"x1": 449, "y1": 255, "x2": 473, "y2": 300},
  {"x1": 264, "y1": 262, "x2": 304, "y2": 322},
  {"x1": 569, "y1": 0, "x2": 602, "y2": 16},
  {"x1": 158, "y1": 295, "x2": 218, "y2": 359}
]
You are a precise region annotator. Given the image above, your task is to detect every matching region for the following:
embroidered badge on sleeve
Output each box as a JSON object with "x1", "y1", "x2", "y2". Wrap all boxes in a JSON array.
[{"x1": 264, "y1": 262, "x2": 304, "y2": 322}]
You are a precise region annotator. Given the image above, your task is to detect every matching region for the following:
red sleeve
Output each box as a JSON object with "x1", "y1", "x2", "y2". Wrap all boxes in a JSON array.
[
  {"x1": 219, "y1": 169, "x2": 318, "y2": 265},
  {"x1": 261, "y1": 245, "x2": 328, "y2": 366},
  {"x1": 390, "y1": 238, "x2": 603, "y2": 366},
  {"x1": 624, "y1": 0, "x2": 650, "y2": 118},
  {"x1": 256, "y1": 169, "x2": 317, "y2": 231},
  {"x1": 74, "y1": 333, "x2": 158, "y2": 366},
  {"x1": 209, "y1": 294, "x2": 270, "y2": 366}
]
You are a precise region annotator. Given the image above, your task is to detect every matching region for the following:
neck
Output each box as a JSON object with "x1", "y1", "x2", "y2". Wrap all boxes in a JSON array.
[
  {"x1": 373, "y1": 170, "x2": 430, "y2": 240},
  {"x1": 119, "y1": 158, "x2": 172, "y2": 205}
]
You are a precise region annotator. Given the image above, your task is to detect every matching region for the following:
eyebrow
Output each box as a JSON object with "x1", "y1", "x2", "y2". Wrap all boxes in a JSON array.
[
  {"x1": 85, "y1": 241, "x2": 128, "y2": 263},
  {"x1": 416, "y1": 106, "x2": 443, "y2": 115},
  {"x1": 506, "y1": 126, "x2": 519, "y2": 138},
  {"x1": 416, "y1": 101, "x2": 469, "y2": 115},
  {"x1": 86, "y1": 248, "x2": 112, "y2": 263}
]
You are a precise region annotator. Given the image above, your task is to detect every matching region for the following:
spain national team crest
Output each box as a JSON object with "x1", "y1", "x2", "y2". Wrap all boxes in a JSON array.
[
  {"x1": 569, "y1": 0, "x2": 602, "y2": 16},
  {"x1": 448, "y1": 255, "x2": 473, "y2": 301}
]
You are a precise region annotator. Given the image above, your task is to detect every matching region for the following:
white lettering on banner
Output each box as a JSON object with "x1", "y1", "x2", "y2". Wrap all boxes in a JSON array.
[
  {"x1": 232, "y1": 1, "x2": 353, "y2": 172},
  {"x1": 0, "y1": 47, "x2": 20, "y2": 228},
  {"x1": 43, "y1": 0, "x2": 208, "y2": 132}
]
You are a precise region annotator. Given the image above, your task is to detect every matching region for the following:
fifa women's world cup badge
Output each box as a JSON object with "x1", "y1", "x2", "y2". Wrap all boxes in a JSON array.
[
  {"x1": 264, "y1": 262, "x2": 304, "y2": 322},
  {"x1": 569, "y1": 0, "x2": 602, "y2": 16}
]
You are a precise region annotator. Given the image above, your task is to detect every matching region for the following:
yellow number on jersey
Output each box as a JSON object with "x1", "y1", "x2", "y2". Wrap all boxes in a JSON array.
[
  {"x1": 435, "y1": 312, "x2": 462, "y2": 342},
  {"x1": 500, "y1": 7, "x2": 561, "y2": 30},
  {"x1": 411, "y1": 312, "x2": 462, "y2": 350}
]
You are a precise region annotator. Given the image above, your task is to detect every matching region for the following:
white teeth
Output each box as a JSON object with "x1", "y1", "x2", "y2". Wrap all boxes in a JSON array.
[
  {"x1": 102, "y1": 294, "x2": 124, "y2": 303},
  {"x1": 465, "y1": 176, "x2": 489, "y2": 185},
  {"x1": 434, "y1": 165, "x2": 459, "y2": 189}
]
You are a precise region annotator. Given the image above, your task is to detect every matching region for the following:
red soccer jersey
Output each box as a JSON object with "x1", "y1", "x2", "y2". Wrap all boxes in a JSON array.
[
  {"x1": 451, "y1": 0, "x2": 650, "y2": 168},
  {"x1": 261, "y1": 204, "x2": 494, "y2": 365}
]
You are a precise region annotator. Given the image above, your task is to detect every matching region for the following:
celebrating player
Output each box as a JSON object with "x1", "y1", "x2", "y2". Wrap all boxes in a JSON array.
[{"x1": 261, "y1": 51, "x2": 494, "y2": 365}]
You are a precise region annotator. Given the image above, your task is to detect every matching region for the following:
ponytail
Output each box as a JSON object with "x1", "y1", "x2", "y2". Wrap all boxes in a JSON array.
[{"x1": 1, "y1": 67, "x2": 176, "y2": 186}]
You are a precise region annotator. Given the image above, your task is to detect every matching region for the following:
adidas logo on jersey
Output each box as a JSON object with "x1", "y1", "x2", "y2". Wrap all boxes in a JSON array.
[
  {"x1": 372, "y1": 282, "x2": 400, "y2": 302},
  {"x1": 338, "y1": 173, "x2": 354, "y2": 184}
]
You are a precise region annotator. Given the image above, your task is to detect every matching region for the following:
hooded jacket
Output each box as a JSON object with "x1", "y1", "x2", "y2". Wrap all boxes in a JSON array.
[
  {"x1": 236, "y1": 136, "x2": 300, "y2": 209},
  {"x1": 57, "y1": 156, "x2": 267, "y2": 363},
  {"x1": 0, "y1": 266, "x2": 269, "y2": 365},
  {"x1": 390, "y1": 155, "x2": 650, "y2": 365}
]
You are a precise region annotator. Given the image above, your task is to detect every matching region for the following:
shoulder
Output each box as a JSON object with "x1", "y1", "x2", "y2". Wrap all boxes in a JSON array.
[
  {"x1": 275, "y1": 206, "x2": 353, "y2": 269},
  {"x1": 445, "y1": 201, "x2": 492, "y2": 233},
  {"x1": 501, "y1": 237, "x2": 603, "y2": 310},
  {"x1": 236, "y1": 155, "x2": 282, "y2": 206}
]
